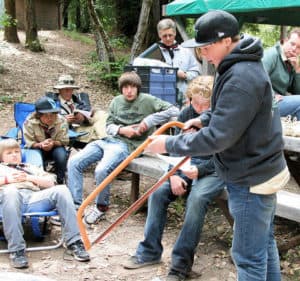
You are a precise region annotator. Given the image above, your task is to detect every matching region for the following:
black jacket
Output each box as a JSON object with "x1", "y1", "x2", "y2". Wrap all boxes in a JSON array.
[{"x1": 166, "y1": 34, "x2": 286, "y2": 186}]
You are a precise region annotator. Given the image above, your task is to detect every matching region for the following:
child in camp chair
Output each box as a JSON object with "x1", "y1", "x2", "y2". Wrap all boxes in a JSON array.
[
  {"x1": 23, "y1": 96, "x2": 69, "y2": 184},
  {"x1": 0, "y1": 139, "x2": 90, "y2": 269}
]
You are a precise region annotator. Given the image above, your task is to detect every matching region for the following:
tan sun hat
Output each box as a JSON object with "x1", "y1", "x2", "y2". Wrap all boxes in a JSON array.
[{"x1": 54, "y1": 74, "x2": 79, "y2": 90}]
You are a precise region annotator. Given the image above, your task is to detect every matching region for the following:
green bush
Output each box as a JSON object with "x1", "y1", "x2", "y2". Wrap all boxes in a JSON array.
[
  {"x1": 86, "y1": 52, "x2": 130, "y2": 92},
  {"x1": 0, "y1": 12, "x2": 17, "y2": 28},
  {"x1": 63, "y1": 30, "x2": 94, "y2": 45}
]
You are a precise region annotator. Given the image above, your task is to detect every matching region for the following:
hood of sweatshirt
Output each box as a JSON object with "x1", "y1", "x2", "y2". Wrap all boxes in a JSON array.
[{"x1": 218, "y1": 34, "x2": 263, "y2": 75}]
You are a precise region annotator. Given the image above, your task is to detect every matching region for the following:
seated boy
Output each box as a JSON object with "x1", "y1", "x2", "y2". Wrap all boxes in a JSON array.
[
  {"x1": 67, "y1": 71, "x2": 179, "y2": 222},
  {"x1": 23, "y1": 97, "x2": 69, "y2": 184},
  {"x1": 0, "y1": 139, "x2": 90, "y2": 269},
  {"x1": 124, "y1": 76, "x2": 225, "y2": 281}
]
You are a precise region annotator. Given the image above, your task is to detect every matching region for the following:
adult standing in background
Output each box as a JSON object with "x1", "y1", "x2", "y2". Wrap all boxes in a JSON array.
[
  {"x1": 157, "y1": 18, "x2": 201, "y2": 106},
  {"x1": 262, "y1": 28, "x2": 300, "y2": 120},
  {"x1": 146, "y1": 10, "x2": 288, "y2": 281}
]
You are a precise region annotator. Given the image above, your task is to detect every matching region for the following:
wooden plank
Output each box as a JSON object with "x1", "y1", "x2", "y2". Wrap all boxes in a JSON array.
[
  {"x1": 276, "y1": 190, "x2": 300, "y2": 223},
  {"x1": 126, "y1": 154, "x2": 300, "y2": 224},
  {"x1": 126, "y1": 155, "x2": 167, "y2": 179},
  {"x1": 283, "y1": 136, "x2": 300, "y2": 153}
]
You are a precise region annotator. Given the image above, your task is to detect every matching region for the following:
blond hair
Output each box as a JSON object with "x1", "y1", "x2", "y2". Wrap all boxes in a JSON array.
[
  {"x1": 0, "y1": 139, "x2": 20, "y2": 161},
  {"x1": 185, "y1": 76, "x2": 214, "y2": 101}
]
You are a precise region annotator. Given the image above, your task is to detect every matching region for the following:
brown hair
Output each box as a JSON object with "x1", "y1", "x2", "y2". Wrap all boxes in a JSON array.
[
  {"x1": 118, "y1": 72, "x2": 142, "y2": 93},
  {"x1": 185, "y1": 76, "x2": 214, "y2": 100},
  {"x1": 0, "y1": 139, "x2": 20, "y2": 161}
]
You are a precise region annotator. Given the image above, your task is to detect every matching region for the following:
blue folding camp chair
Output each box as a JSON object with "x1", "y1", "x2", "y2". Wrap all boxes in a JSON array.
[{"x1": 5, "y1": 102, "x2": 87, "y2": 167}]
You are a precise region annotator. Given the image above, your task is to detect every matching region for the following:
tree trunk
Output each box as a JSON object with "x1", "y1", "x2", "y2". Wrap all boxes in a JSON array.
[
  {"x1": 63, "y1": 0, "x2": 71, "y2": 28},
  {"x1": 86, "y1": 0, "x2": 115, "y2": 72},
  {"x1": 24, "y1": 0, "x2": 43, "y2": 52},
  {"x1": 144, "y1": 0, "x2": 160, "y2": 47},
  {"x1": 75, "y1": 0, "x2": 81, "y2": 31},
  {"x1": 130, "y1": 0, "x2": 154, "y2": 62},
  {"x1": 4, "y1": 0, "x2": 20, "y2": 43}
]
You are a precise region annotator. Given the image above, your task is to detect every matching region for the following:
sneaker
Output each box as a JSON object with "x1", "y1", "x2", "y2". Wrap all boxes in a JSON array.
[
  {"x1": 67, "y1": 240, "x2": 90, "y2": 262},
  {"x1": 84, "y1": 206, "x2": 105, "y2": 225},
  {"x1": 166, "y1": 271, "x2": 186, "y2": 281},
  {"x1": 9, "y1": 249, "x2": 29, "y2": 269},
  {"x1": 123, "y1": 255, "x2": 160, "y2": 269},
  {"x1": 50, "y1": 215, "x2": 61, "y2": 226}
]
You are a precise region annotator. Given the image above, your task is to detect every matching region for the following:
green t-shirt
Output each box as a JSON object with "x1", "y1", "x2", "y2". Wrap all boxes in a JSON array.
[{"x1": 106, "y1": 93, "x2": 173, "y2": 152}]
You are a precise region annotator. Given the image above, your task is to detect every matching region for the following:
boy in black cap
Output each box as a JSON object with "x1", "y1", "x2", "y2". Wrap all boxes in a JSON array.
[
  {"x1": 146, "y1": 10, "x2": 288, "y2": 281},
  {"x1": 23, "y1": 97, "x2": 69, "y2": 184}
]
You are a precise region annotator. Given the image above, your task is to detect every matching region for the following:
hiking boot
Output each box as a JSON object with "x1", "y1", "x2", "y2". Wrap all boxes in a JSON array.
[
  {"x1": 9, "y1": 249, "x2": 29, "y2": 269},
  {"x1": 67, "y1": 240, "x2": 90, "y2": 262},
  {"x1": 84, "y1": 205, "x2": 105, "y2": 225},
  {"x1": 50, "y1": 215, "x2": 61, "y2": 226},
  {"x1": 123, "y1": 255, "x2": 160, "y2": 269}
]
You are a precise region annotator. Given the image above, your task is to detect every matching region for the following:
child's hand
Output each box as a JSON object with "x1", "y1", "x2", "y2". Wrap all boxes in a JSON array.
[
  {"x1": 41, "y1": 139, "x2": 54, "y2": 151},
  {"x1": 7, "y1": 171, "x2": 27, "y2": 183}
]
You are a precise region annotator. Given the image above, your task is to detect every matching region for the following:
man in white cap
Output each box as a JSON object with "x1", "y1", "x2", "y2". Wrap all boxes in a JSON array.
[{"x1": 145, "y1": 10, "x2": 287, "y2": 281}]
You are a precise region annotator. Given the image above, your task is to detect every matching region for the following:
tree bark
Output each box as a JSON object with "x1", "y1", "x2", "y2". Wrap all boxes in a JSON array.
[
  {"x1": 4, "y1": 0, "x2": 20, "y2": 43},
  {"x1": 62, "y1": 0, "x2": 71, "y2": 28},
  {"x1": 130, "y1": 0, "x2": 154, "y2": 62},
  {"x1": 86, "y1": 0, "x2": 115, "y2": 72},
  {"x1": 24, "y1": 0, "x2": 43, "y2": 52}
]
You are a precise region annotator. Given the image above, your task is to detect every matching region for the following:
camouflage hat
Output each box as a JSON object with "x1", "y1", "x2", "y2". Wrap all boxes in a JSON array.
[{"x1": 53, "y1": 74, "x2": 79, "y2": 90}]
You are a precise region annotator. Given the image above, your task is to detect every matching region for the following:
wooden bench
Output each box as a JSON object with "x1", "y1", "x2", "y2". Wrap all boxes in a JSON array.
[
  {"x1": 125, "y1": 154, "x2": 234, "y2": 224},
  {"x1": 124, "y1": 135, "x2": 300, "y2": 224}
]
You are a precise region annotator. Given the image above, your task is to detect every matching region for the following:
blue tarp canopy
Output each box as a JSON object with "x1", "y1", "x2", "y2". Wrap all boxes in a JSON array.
[{"x1": 165, "y1": 0, "x2": 300, "y2": 26}]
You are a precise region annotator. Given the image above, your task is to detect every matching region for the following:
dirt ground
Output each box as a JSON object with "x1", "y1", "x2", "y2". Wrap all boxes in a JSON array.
[{"x1": 0, "y1": 30, "x2": 299, "y2": 281}]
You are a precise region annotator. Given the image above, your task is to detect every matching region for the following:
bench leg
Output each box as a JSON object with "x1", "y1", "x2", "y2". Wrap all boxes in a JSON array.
[
  {"x1": 215, "y1": 198, "x2": 234, "y2": 227},
  {"x1": 130, "y1": 172, "x2": 140, "y2": 203}
]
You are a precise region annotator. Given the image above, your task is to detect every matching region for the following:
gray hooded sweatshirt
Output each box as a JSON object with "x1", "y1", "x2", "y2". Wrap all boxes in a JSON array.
[{"x1": 166, "y1": 34, "x2": 286, "y2": 186}]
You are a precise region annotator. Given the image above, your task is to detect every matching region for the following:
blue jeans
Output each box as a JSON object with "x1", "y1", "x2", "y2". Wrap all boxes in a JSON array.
[
  {"x1": 42, "y1": 146, "x2": 68, "y2": 184},
  {"x1": 278, "y1": 95, "x2": 300, "y2": 120},
  {"x1": 0, "y1": 186, "x2": 81, "y2": 252},
  {"x1": 227, "y1": 184, "x2": 281, "y2": 281},
  {"x1": 67, "y1": 138, "x2": 129, "y2": 208},
  {"x1": 136, "y1": 173, "x2": 224, "y2": 276}
]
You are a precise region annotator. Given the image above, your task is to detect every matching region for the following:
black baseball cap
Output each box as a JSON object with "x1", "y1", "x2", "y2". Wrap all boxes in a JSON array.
[
  {"x1": 182, "y1": 10, "x2": 239, "y2": 48},
  {"x1": 35, "y1": 97, "x2": 60, "y2": 113}
]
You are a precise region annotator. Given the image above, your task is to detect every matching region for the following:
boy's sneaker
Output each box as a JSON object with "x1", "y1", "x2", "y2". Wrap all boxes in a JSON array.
[
  {"x1": 84, "y1": 206, "x2": 105, "y2": 225},
  {"x1": 9, "y1": 249, "x2": 29, "y2": 269},
  {"x1": 67, "y1": 240, "x2": 90, "y2": 262},
  {"x1": 50, "y1": 215, "x2": 61, "y2": 226},
  {"x1": 123, "y1": 255, "x2": 160, "y2": 269}
]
